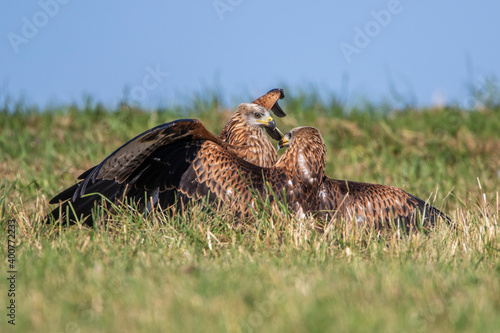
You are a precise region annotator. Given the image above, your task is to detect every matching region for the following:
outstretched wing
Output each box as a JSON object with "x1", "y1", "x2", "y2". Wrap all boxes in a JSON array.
[
  {"x1": 48, "y1": 119, "x2": 287, "y2": 225},
  {"x1": 72, "y1": 119, "x2": 221, "y2": 199},
  {"x1": 318, "y1": 178, "x2": 451, "y2": 229}
]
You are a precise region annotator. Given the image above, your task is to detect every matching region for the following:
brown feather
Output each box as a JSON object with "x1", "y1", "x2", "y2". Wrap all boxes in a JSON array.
[
  {"x1": 251, "y1": 88, "x2": 286, "y2": 117},
  {"x1": 317, "y1": 177, "x2": 451, "y2": 230},
  {"x1": 276, "y1": 127, "x2": 451, "y2": 229}
]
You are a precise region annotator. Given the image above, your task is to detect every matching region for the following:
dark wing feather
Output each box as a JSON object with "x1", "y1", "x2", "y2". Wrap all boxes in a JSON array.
[
  {"x1": 74, "y1": 119, "x2": 221, "y2": 199},
  {"x1": 173, "y1": 141, "x2": 288, "y2": 213},
  {"x1": 48, "y1": 179, "x2": 126, "y2": 224},
  {"x1": 318, "y1": 178, "x2": 451, "y2": 229},
  {"x1": 48, "y1": 166, "x2": 99, "y2": 204},
  {"x1": 48, "y1": 119, "x2": 224, "y2": 224}
]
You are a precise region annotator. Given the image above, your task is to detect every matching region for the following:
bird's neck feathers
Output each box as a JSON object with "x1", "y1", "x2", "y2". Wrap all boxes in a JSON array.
[
  {"x1": 219, "y1": 111, "x2": 266, "y2": 143},
  {"x1": 217, "y1": 111, "x2": 277, "y2": 168},
  {"x1": 219, "y1": 112, "x2": 243, "y2": 141}
]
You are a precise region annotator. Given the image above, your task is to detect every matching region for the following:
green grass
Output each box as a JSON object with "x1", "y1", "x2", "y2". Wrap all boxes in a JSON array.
[{"x1": 1, "y1": 93, "x2": 500, "y2": 332}]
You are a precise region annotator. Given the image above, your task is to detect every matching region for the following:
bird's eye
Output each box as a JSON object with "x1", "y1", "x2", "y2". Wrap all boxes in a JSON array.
[{"x1": 254, "y1": 113, "x2": 262, "y2": 119}]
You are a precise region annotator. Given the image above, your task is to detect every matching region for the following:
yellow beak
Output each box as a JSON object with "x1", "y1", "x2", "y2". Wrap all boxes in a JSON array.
[
  {"x1": 277, "y1": 138, "x2": 290, "y2": 150},
  {"x1": 256, "y1": 116, "x2": 276, "y2": 129}
]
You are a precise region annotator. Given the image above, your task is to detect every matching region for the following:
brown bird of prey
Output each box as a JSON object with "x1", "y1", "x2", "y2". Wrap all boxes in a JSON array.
[
  {"x1": 217, "y1": 88, "x2": 286, "y2": 167},
  {"x1": 277, "y1": 128, "x2": 452, "y2": 230},
  {"x1": 48, "y1": 89, "x2": 286, "y2": 224}
]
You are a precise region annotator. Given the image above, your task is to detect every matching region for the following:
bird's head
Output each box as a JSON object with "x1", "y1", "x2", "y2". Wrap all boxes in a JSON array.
[
  {"x1": 237, "y1": 103, "x2": 284, "y2": 140},
  {"x1": 278, "y1": 127, "x2": 324, "y2": 151}
]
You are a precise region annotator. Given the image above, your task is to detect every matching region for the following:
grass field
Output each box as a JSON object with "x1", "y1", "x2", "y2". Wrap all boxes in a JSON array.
[{"x1": 1, "y1": 92, "x2": 500, "y2": 332}]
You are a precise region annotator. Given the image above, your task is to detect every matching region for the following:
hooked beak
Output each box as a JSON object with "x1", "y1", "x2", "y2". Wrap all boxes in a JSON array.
[
  {"x1": 271, "y1": 89, "x2": 286, "y2": 118},
  {"x1": 256, "y1": 116, "x2": 276, "y2": 129},
  {"x1": 257, "y1": 116, "x2": 285, "y2": 141},
  {"x1": 277, "y1": 137, "x2": 290, "y2": 150},
  {"x1": 267, "y1": 126, "x2": 284, "y2": 141}
]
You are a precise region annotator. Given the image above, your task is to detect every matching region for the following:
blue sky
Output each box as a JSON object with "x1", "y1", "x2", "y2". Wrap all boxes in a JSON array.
[{"x1": 2, "y1": 1, "x2": 500, "y2": 109}]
